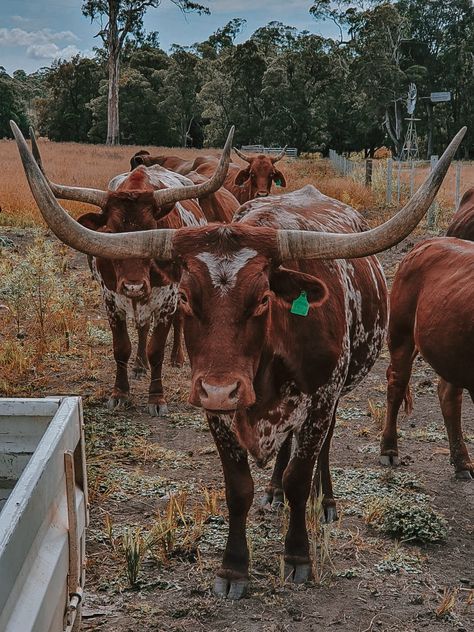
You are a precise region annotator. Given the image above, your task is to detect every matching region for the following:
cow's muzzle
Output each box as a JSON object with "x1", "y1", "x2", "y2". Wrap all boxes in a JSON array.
[
  {"x1": 256, "y1": 191, "x2": 269, "y2": 198},
  {"x1": 120, "y1": 282, "x2": 149, "y2": 299},
  {"x1": 190, "y1": 375, "x2": 255, "y2": 411}
]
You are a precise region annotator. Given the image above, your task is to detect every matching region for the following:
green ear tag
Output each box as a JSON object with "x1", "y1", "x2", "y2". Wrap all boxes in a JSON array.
[
  {"x1": 275, "y1": 178, "x2": 283, "y2": 187},
  {"x1": 290, "y1": 291, "x2": 310, "y2": 316}
]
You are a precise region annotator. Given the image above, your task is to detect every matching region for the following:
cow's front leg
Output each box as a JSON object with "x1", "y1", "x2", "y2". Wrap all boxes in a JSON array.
[
  {"x1": 208, "y1": 416, "x2": 253, "y2": 599},
  {"x1": 282, "y1": 452, "x2": 315, "y2": 584},
  {"x1": 132, "y1": 322, "x2": 150, "y2": 379},
  {"x1": 147, "y1": 318, "x2": 172, "y2": 416},
  {"x1": 107, "y1": 311, "x2": 132, "y2": 410}
]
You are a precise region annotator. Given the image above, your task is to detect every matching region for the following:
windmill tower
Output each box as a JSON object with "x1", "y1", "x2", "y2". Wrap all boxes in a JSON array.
[{"x1": 400, "y1": 83, "x2": 420, "y2": 161}]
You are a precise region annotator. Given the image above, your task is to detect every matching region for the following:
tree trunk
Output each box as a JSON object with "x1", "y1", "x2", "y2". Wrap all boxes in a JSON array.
[{"x1": 107, "y1": 48, "x2": 120, "y2": 145}]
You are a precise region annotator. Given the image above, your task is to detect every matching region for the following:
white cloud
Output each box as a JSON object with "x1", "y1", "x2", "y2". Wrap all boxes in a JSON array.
[
  {"x1": 0, "y1": 27, "x2": 92, "y2": 62},
  {"x1": 0, "y1": 27, "x2": 79, "y2": 48}
]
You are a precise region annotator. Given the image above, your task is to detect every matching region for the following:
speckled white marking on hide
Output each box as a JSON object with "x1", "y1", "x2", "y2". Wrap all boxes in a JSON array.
[{"x1": 196, "y1": 248, "x2": 258, "y2": 293}]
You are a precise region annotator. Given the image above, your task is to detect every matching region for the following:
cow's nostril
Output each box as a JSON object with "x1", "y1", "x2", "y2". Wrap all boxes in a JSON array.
[{"x1": 229, "y1": 382, "x2": 240, "y2": 400}]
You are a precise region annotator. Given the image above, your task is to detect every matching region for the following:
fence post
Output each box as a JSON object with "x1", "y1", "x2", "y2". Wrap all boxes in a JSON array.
[
  {"x1": 409, "y1": 161, "x2": 415, "y2": 197},
  {"x1": 427, "y1": 155, "x2": 439, "y2": 228},
  {"x1": 455, "y1": 162, "x2": 462, "y2": 210},
  {"x1": 365, "y1": 159, "x2": 373, "y2": 187},
  {"x1": 386, "y1": 158, "x2": 393, "y2": 205},
  {"x1": 397, "y1": 160, "x2": 401, "y2": 204}
]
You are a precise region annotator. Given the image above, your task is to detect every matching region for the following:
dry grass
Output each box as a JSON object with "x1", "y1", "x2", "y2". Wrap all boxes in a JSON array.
[{"x1": 0, "y1": 138, "x2": 377, "y2": 227}]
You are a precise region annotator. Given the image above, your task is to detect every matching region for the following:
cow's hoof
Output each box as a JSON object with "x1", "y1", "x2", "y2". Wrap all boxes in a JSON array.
[
  {"x1": 380, "y1": 454, "x2": 400, "y2": 466},
  {"x1": 132, "y1": 366, "x2": 147, "y2": 379},
  {"x1": 455, "y1": 469, "x2": 473, "y2": 480},
  {"x1": 148, "y1": 403, "x2": 169, "y2": 417},
  {"x1": 107, "y1": 396, "x2": 130, "y2": 411},
  {"x1": 284, "y1": 562, "x2": 312, "y2": 584},
  {"x1": 261, "y1": 488, "x2": 284, "y2": 510},
  {"x1": 322, "y1": 504, "x2": 338, "y2": 524},
  {"x1": 213, "y1": 576, "x2": 248, "y2": 600}
]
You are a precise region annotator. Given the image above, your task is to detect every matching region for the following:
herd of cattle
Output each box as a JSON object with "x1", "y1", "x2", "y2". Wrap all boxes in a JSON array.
[{"x1": 10, "y1": 121, "x2": 472, "y2": 599}]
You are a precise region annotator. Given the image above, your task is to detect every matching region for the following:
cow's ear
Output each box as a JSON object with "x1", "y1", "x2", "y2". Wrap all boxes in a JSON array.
[
  {"x1": 270, "y1": 266, "x2": 328, "y2": 308},
  {"x1": 77, "y1": 212, "x2": 107, "y2": 231},
  {"x1": 273, "y1": 169, "x2": 287, "y2": 187},
  {"x1": 235, "y1": 167, "x2": 251, "y2": 186}
]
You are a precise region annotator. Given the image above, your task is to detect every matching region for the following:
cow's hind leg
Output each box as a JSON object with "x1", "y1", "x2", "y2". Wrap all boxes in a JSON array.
[
  {"x1": 171, "y1": 308, "x2": 185, "y2": 368},
  {"x1": 132, "y1": 322, "x2": 150, "y2": 379},
  {"x1": 209, "y1": 416, "x2": 253, "y2": 599},
  {"x1": 380, "y1": 335, "x2": 416, "y2": 466},
  {"x1": 312, "y1": 407, "x2": 338, "y2": 522},
  {"x1": 107, "y1": 312, "x2": 132, "y2": 410},
  {"x1": 261, "y1": 433, "x2": 292, "y2": 509},
  {"x1": 438, "y1": 380, "x2": 473, "y2": 479},
  {"x1": 147, "y1": 318, "x2": 172, "y2": 416}
]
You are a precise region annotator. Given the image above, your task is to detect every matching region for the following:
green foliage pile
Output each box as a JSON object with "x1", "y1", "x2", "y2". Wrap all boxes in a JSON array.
[
  {"x1": 365, "y1": 497, "x2": 448, "y2": 543},
  {"x1": 1, "y1": 1, "x2": 473, "y2": 156}
]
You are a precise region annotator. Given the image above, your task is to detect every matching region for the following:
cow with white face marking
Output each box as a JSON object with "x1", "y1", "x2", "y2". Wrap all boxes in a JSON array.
[
  {"x1": 27, "y1": 127, "x2": 234, "y2": 415},
  {"x1": 12, "y1": 121, "x2": 465, "y2": 599}
]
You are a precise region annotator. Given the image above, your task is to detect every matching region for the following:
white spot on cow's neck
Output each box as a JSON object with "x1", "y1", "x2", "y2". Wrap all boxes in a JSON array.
[{"x1": 196, "y1": 248, "x2": 258, "y2": 293}]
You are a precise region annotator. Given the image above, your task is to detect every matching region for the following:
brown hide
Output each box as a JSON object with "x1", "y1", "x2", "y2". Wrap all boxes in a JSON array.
[{"x1": 381, "y1": 237, "x2": 474, "y2": 478}]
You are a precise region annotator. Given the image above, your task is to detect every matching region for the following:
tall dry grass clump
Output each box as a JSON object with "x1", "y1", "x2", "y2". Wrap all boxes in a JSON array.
[{"x1": 0, "y1": 237, "x2": 88, "y2": 394}]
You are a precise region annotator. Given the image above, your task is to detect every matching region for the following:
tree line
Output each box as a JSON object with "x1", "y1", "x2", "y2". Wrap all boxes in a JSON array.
[{"x1": 2, "y1": 0, "x2": 473, "y2": 158}]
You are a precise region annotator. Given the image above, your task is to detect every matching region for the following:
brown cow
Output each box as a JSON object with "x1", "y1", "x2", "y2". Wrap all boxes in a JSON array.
[
  {"x1": 27, "y1": 126, "x2": 234, "y2": 415},
  {"x1": 195, "y1": 147, "x2": 287, "y2": 204},
  {"x1": 381, "y1": 188, "x2": 474, "y2": 479},
  {"x1": 12, "y1": 120, "x2": 464, "y2": 598},
  {"x1": 130, "y1": 151, "x2": 219, "y2": 175}
]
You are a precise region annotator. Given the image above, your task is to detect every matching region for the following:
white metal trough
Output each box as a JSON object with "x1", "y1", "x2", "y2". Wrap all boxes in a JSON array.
[{"x1": 0, "y1": 397, "x2": 88, "y2": 632}]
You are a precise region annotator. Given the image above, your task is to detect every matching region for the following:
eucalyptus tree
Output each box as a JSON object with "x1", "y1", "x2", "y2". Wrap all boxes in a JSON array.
[{"x1": 81, "y1": 0, "x2": 209, "y2": 145}]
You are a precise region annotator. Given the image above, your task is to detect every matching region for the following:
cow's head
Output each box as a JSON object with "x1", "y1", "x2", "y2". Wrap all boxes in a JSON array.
[
  {"x1": 130, "y1": 149, "x2": 151, "y2": 170},
  {"x1": 172, "y1": 226, "x2": 328, "y2": 412},
  {"x1": 234, "y1": 147, "x2": 287, "y2": 198},
  {"x1": 77, "y1": 191, "x2": 177, "y2": 300}
]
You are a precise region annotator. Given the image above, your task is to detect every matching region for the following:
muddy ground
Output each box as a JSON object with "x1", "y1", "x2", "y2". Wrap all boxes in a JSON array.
[{"x1": 1, "y1": 227, "x2": 473, "y2": 632}]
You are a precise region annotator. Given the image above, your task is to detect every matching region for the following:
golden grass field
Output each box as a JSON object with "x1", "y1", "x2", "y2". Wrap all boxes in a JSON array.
[{"x1": 0, "y1": 138, "x2": 377, "y2": 227}]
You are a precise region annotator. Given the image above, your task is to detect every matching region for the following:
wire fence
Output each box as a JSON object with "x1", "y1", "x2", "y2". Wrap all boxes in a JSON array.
[{"x1": 329, "y1": 149, "x2": 473, "y2": 227}]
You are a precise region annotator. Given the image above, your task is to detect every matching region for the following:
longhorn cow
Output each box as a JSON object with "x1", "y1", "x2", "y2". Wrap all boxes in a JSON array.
[
  {"x1": 11, "y1": 121, "x2": 465, "y2": 598},
  {"x1": 27, "y1": 126, "x2": 234, "y2": 415},
  {"x1": 381, "y1": 186, "x2": 474, "y2": 479},
  {"x1": 131, "y1": 147, "x2": 287, "y2": 204}
]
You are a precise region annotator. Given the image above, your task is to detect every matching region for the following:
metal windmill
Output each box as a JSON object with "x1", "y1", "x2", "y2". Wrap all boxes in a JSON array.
[{"x1": 400, "y1": 83, "x2": 420, "y2": 161}]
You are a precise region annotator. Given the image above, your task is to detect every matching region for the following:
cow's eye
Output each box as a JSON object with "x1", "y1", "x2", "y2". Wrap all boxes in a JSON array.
[
  {"x1": 261, "y1": 294, "x2": 270, "y2": 305},
  {"x1": 252, "y1": 293, "x2": 271, "y2": 316},
  {"x1": 179, "y1": 292, "x2": 188, "y2": 304}
]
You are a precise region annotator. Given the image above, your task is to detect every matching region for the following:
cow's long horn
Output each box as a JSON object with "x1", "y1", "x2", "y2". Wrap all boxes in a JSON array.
[
  {"x1": 271, "y1": 146, "x2": 287, "y2": 163},
  {"x1": 233, "y1": 146, "x2": 252, "y2": 163},
  {"x1": 11, "y1": 121, "x2": 175, "y2": 260},
  {"x1": 277, "y1": 127, "x2": 467, "y2": 260},
  {"x1": 153, "y1": 126, "x2": 234, "y2": 207},
  {"x1": 29, "y1": 127, "x2": 108, "y2": 208}
]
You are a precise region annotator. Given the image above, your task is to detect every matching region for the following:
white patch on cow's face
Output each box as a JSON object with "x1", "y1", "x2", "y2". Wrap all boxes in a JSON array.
[{"x1": 196, "y1": 248, "x2": 258, "y2": 293}]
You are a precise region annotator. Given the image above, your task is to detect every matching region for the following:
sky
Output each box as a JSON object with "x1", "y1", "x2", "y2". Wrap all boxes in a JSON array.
[{"x1": 0, "y1": 0, "x2": 337, "y2": 75}]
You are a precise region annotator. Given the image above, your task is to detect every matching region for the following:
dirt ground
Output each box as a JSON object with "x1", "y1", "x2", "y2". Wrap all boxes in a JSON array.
[{"x1": 1, "y1": 224, "x2": 473, "y2": 632}]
